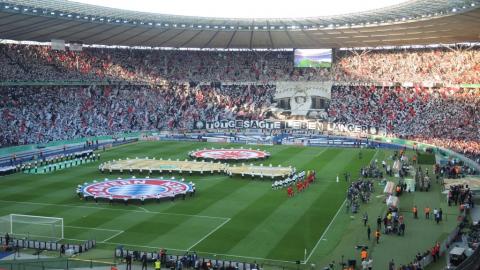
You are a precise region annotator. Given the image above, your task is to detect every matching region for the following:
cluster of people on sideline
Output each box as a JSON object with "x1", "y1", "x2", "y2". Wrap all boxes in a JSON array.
[
  {"x1": 448, "y1": 184, "x2": 475, "y2": 210},
  {"x1": 347, "y1": 179, "x2": 374, "y2": 213},
  {"x1": 412, "y1": 205, "x2": 443, "y2": 224},
  {"x1": 360, "y1": 162, "x2": 384, "y2": 179},
  {"x1": 436, "y1": 159, "x2": 478, "y2": 178},
  {"x1": 121, "y1": 248, "x2": 260, "y2": 270},
  {"x1": 376, "y1": 208, "x2": 406, "y2": 236}
]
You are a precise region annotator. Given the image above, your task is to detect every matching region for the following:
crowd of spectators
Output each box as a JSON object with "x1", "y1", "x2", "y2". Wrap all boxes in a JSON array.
[
  {"x1": 2, "y1": 44, "x2": 479, "y2": 84},
  {"x1": 0, "y1": 44, "x2": 328, "y2": 83},
  {"x1": 328, "y1": 85, "x2": 480, "y2": 159},
  {"x1": 0, "y1": 43, "x2": 479, "y2": 163},
  {"x1": 335, "y1": 46, "x2": 480, "y2": 84},
  {"x1": 0, "y1": 84, "x2": 274, "y2": 146}
]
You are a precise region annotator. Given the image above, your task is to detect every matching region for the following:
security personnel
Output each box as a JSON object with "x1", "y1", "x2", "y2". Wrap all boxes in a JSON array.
[
  {"x1": 413, "y1": 205, "x2": 418, "y2": 219},
  {"x1": 141, "y1": 253, "x2": 148, "y2": 270},
  {"x1": 375, "y1": 229, "x2": 381, "y2": 244},
  {"x1": 361, "y1": 248, "x2": 368, "y2": 261},
  {"x1": 125, "y1": 253, "x2": 132, "y2": 270},
  {"x1": 425, "y1": 207, "x2": 430, "y2": 219},
  {"x1": 154, "y1": 258, "x2": 161, "y2": 270}
]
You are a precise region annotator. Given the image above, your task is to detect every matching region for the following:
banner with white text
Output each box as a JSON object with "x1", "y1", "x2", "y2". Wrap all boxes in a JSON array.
[{"x1": 194, "y1": 120, "x2": 381, "y2": 135}]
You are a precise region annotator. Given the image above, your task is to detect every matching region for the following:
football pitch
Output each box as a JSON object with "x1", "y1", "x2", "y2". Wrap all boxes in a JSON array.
[{"x1": 0, "y1": 141, "x2": 378, "y2": 265}]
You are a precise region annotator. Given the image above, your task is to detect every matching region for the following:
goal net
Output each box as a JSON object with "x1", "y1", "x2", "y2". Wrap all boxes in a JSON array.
[{"x1": 0, "y1": 214, "x2": 64, "y2": 242}]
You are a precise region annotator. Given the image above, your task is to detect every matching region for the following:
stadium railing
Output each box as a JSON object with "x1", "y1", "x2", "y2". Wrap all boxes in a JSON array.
[
  {"x1": 0, "y1": 80, "x2": 135, "y2": 86},
  {"x1": 0, "y1": 237, "x2": 96, "y2": 255},
  {"x1": 0, "y1": 257, "x2": 115, "y2": 270},
  {"x1": 456, "y1": 244, "x2": 480, "y2": 270},
  {"x1": 114, "y1": 248, "x2": 304, "y2": 270}
]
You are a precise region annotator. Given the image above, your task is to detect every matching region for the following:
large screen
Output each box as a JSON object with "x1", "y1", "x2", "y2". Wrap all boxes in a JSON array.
[{"x1": 294, "y1": 49, "x2": 332, "y2": 68}]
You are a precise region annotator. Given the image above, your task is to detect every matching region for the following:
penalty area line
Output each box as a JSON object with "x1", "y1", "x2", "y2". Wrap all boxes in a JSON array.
[
  {"x1": 187, "y1": 218, "x2": 231, "y2": 251},
  {"x1": 100, "y1": 230, "x2": 125, "y2": 243},
  {"x1": 304, "y1": 199, "x2": 346, "y2": 263},
  {"x1": 65, "y1": 225, "x2": 122, "y2": 233},
  {"x1": 63, "y1": 237, "x2": 90, "y2": 242},
  {"x1": 97, "y1": 241, "x2": 297, "y2": 264},
  {"x1": 0, "y1": 199, "x2": 228, "y2": 221},
  {"x1": 99, "y1": 241, "x2": 188, "y2": 252},
  {"x1": 193, "y1": 251, "x2": 299, "y2": 265},
  {"x1": 304, "y1": 149, "x2": 379, "y2": 263},
  {"x1": 138, "y1": 206, "x2": 150, "y2": 213}
]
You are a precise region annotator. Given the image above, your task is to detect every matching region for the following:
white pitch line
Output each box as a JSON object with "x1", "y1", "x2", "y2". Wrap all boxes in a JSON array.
[
  {"x1": 138, "y1": 206, "x2": 150, "y2": 213},
  {"x1": 100, "y1": 230, "x2": 125, "y2": 243},
  {"x1": 100, "y1": 241, "x2": 187, "y2": 252},
  {"x1": 304, "y1": 149, "x2": 379, "y2": 263},
  {"x1": 304, "y1": 199, "x2": 346, "y2": 263},
  {"x1": 11, "y1": 232, "x2": 61, "y2": 241},
  {"x1": 0, "y1": 199, "x2": 228, "y2": 220},
  {"x1": 65, "y1": 225, "x2": 122, "y2": 232},
  {"x1": 187, "y1": 218, "x2": 231, "y2": 251},
  {"x1": 98, "y1": 241, "x2": 297, "y2": 264},
  {"x1": 193, "y1": 251, "x2": 298, "y2": 264},
  {"x1": 63, "y1": 237, "x2": 90, "y2": 242}
]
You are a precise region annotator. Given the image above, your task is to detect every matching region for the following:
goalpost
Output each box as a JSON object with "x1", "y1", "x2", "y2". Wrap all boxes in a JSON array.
[{"x1": 0, "y1": 214, "x2": 64, "y2": 241}]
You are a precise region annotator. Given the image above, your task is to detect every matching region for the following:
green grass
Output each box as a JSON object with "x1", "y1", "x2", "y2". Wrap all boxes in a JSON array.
[
  {"x1": 296, "y1": 59, "x2": 331, "y2": 68},
  {"x1": 417, "y1": 151, "x2": 436, "y2": 165},
  {"x1": 0, "y1": 141, "x2": 458, "y2": 269}
]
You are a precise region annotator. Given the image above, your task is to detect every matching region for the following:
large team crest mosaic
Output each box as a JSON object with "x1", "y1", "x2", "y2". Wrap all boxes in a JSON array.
[
  {"x1": 189, "y1": 148, "x2": 269, "y2": 161},
  {"x1": 81, "y1": 178, "x2": 193, "y2": 199}
]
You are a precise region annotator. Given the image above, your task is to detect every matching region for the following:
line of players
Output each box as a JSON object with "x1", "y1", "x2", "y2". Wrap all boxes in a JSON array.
[{"x1": 271, "y1": 170, "x2": 316, "y2": 197}]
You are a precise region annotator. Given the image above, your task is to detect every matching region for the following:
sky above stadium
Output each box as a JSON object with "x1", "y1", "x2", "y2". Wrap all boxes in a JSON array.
[{"x1": 70, "y1": 0, "x2": 408, "y2": 19}]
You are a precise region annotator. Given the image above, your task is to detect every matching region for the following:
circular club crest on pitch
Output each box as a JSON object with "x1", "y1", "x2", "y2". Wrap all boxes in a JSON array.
[
  {"x1": 82, "y1": 178, "x2": 192, "y2": 199},
  {"x1": 190, "y1": 148, "x2": 269, "y2": 161}
]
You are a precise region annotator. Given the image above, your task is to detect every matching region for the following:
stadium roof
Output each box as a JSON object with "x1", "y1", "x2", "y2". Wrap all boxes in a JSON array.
[
  {"x1": 0, "y1": 0, "x2": 479, "y2": 48},
  {"x1": 70, "y1": 0, "x2": 410, "y2": 19}
]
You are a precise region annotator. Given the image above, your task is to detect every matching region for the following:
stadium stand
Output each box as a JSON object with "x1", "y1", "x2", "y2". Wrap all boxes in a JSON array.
[
  {"x1": 0, "y1": 84, "x2": 274, "y2": 146},
  {"x1": 1, "y1": 44, "x2": 479, "y2": 84},
  {"x1": 329, "y1": 85, "x2": 480, "y2": 161},
  {"x1": 335, "y1": 47, "x2": 480, "y2": 84},
  {"x1": 1, "y1": 1, "x2": 480, "y2": 269},
  {"x1": 1, "y1": 45, "x2": 478, "y2": 162}
]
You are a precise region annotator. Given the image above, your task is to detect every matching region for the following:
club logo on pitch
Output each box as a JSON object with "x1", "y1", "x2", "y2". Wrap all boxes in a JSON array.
[
  {"x1": 191, "y1": 149, "x2": 268, "y2": 160},
  {"x1": 82, "y1": 179, "x2": 192, "y2": 199}
]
